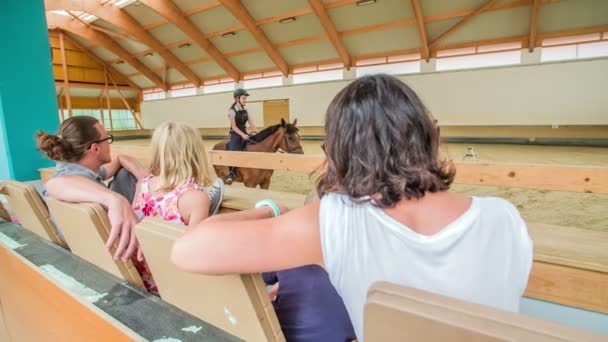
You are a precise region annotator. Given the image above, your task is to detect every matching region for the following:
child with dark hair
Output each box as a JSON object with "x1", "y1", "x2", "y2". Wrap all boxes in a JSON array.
[{"x1": 172, "y1": 74, "x2": 533, "y2": 341}]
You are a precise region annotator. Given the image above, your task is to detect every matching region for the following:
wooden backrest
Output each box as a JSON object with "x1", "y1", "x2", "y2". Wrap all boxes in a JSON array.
[
  {"x1": 0, "y1": 180, "x2": 67, "y2": 248},
  {"x1": 135, "y1": 217, "x2": 285, "y2": 342},
  {"x1": 364, "y1": 282, "x2": 604, "y2": 342},
  {"x1": 45, "y1": 198, "x2": 144, "y2": 289}
]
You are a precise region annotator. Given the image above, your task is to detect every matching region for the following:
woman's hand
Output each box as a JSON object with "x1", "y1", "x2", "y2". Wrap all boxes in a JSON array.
[{"x1": 240, "y1": 132, "x2": 249, "y2": 140}]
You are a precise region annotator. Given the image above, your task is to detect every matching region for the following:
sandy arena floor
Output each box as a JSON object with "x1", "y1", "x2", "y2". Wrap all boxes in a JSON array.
[{"x1": 117, "y1": 139, "x2": 608, "y2": 232}]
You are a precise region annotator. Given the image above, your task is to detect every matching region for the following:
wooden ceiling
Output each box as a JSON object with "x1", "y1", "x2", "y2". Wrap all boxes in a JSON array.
[{"x1": 44, "y1": 0, "x2": 608, "y2": 92}]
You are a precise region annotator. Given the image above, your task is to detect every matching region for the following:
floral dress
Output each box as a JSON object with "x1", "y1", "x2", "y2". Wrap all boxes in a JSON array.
[{"x1": 132, "y1": 176, "x2": 199, "y2": 293}]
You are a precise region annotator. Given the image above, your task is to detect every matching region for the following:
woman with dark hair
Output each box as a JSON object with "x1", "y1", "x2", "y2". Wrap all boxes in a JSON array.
[
  {"x1": 225, "y1": 88, "x2": 258, "y2": 184},
  {"x1": 171, "y1": 74, "x2": 533, "y2": 340}
]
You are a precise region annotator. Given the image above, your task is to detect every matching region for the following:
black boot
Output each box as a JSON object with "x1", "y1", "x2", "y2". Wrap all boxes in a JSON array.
[{"x1": 226, "y1": 168, "x2": 235, "y2": 185}]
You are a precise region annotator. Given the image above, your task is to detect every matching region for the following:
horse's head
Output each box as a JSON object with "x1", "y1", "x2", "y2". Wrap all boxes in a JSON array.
[{"x1": 279, "y1": 118, "x2": 303, "y2": 154}]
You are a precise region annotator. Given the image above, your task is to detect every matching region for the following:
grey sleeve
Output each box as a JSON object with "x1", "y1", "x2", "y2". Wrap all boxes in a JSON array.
[
  {"x1": 228, "y1": 109, "x2": 236, "y2": 117},
  {"x1": 53, "y1": 167, "x2": 96, "y2": 181}
]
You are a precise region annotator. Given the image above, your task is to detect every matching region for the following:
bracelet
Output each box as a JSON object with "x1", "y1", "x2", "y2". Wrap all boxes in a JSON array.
[{"x1": 255, "y1": 199, "x2": 281, "y2": 217}]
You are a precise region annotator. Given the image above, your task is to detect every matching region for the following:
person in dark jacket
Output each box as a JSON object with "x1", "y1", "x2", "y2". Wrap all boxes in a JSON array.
[{"x1": 226, "y1": 88, "x2": 258, "y2": 184}]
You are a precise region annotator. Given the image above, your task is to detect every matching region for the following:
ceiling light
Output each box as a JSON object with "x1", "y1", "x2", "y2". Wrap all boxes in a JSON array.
[
  {"x1": 144, "y1": 52, "x2": 154, "y2": 57},
  {"x1": 356, "y1": 0, "x2": 376, "y2": 6},
  {"x1": 222, "y1": 31, "x2": 236, "y2": 38},
  {"x1": 116, "y1": 60, "x2": 125, "y2": 64},
  {"x1": 178, "y1": 43, "x2": 191, "y2": 48},
  {"x1": 279, "y1": 17, "x2": 296, "y2": 24}
]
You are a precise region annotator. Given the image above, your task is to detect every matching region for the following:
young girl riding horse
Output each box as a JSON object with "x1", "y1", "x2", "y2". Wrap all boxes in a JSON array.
[{"x1": 226, "y1": 88, "x2": 258, "y2": 184}]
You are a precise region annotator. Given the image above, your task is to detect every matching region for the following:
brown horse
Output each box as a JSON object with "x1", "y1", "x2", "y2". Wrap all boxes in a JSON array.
[{"x1": 212, "y1": 118, "x2": 304, "y2": 189}]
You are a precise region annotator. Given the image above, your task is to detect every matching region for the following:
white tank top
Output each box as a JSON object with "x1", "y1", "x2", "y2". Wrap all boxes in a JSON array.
[{"x1": 319, "y1": 193, "x2": 533, "y2": 340}]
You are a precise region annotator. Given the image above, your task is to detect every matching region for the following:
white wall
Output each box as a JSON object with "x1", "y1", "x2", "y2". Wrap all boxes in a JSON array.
[{"x1": 141, "y1": 58, "x2": 608, "y2": 128}]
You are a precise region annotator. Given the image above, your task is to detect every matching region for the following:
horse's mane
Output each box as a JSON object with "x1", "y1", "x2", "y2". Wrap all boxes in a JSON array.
[
  {"x1": 249, "y1": 122, "x2": 299, "y2": 143},
  {"x1": 249, "y1": 124, "x2": 280, "y2": 143}
]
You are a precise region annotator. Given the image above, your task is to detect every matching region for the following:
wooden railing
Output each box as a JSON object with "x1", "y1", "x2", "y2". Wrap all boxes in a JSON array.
[{"x1": 38, "y1": 147, "x2": 608, "y2": 314}]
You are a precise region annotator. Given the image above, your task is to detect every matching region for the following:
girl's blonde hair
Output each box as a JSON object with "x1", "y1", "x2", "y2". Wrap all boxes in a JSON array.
[{"x1": 150, "y1": 121, "x2": 213, "y2": 191}]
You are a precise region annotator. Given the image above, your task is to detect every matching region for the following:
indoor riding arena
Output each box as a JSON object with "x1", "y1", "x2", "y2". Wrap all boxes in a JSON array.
[{"x1": 0, "y1": 0, "x2": 607, "y2": 341}]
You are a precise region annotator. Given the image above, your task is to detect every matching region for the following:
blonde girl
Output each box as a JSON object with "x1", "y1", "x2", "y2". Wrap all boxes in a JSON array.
[{"x1": 133, "y1": 121, "x2": 213, "y2": 227}]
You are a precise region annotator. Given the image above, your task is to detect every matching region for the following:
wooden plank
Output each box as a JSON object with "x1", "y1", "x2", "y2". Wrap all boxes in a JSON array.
[
  {"x1": 429, "y1": 0, "x2": 497, "y2": 50},
  {"x1": 528, "y1": 223, "x2": 608, "y2": 273},
  {"x1": 222, "y1": 185, "x2": 306, "y2": 212},
  {"x1": 218, "y1": 0, "x2": 289, "y2": 76},
  {"x1": 107, "y1": 72, "x2": 143, "y2": 129},
  {"x1": 209, "y1": 151, "x2": 325, "y2": 173},
  {"x1": 58, "y1": 32, "x2": 73, "y2": 117},
  {"x1": 0, "y1": 247, "x2": 137, "y2": 341},
  {"x1": 454, "y1": 162, "x2": 608, "y2": 194},
  {"x1": 529, "y1": 0, "x2": 540, "y2": 51},
  {"x1": 525, "y1": 261, "x2": 608, "y2": 314},
  {"x1": 308, "y1": 0, "x2": 351, "y2": 68},
  {"x1": 411, "y1": 0, "x2": 429, "y2": 60}
]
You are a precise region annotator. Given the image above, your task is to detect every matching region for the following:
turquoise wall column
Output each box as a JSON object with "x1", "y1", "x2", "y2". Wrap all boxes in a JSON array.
[{"x1": 0, "y1": 0, "x2": 59, "y2": 181}]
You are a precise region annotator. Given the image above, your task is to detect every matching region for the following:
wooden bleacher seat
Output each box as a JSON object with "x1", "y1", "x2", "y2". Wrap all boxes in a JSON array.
[
  {"x1": 0, "y1": 201, "x2": 10, "y2": 221},
  {"x1": 45, "y1": 198, "x2": 145, "y2": 289},
  {"x1": 135, "y1": 217, "x2": 285, "y2": 342},
  {"x1": 0, "y1": 180, "x2": 67, "y2": 248},
  {"x1": 364, "y1": 282, "x2": 604, "y2": 342},
  {"x1": 221, "y1": 185, "x2": 306, "y2": 213}
]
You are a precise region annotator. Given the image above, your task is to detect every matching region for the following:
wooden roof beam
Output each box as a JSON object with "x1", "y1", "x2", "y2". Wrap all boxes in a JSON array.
[
  {"x1": 47, "y1": 13, "x2": 167, "y2": 90},
  {"x1": 429, "y1": 0, "x2": 498, "y2": 50},
  {"x1": 139, "y1": 0, "x2": 240, "y2": 81},
  {"x1": 410, "y1": 0, "x2": 429, "y2": 60},
  {"x1": 45, "y1": 0, "x2": 201, "y2": 87},
  {"x1": 307, "y1": 0, "x2": 351, "y2": 69},
  {"x1": 529, "y1": 0, "x2": 541, "y2": 52},
  {"x1": 218, "y1": 0, "x2": 289, "y2": 76},
  {"x1": 60, "y1": 31, "x2": 142, "y2": 91}
]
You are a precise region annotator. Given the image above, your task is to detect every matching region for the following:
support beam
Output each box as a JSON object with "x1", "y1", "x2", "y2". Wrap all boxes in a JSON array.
[
  {"x1": 104, "y1": 70, "x2": 114, "y2": 131},
  {"x1": 59, "y1": 31, "x2": 141, "y2": 91},
  {"x1": 429, "y1": 0, "x2": 498, "y2": 50},
  {"x1": 307, "y1": 0, "x2": 351, "y2": 69},
  {"x1": 107, "y1": 72, "x2": 143, "y2": 129},
  {"x1": 47, "y1": 13, "x2": 167, "y2": 90},
  {"x1": 140, "y1": 0, "x2": 240, "y2": 81},
  {"x1": 218, "y1": 0, "x2": 289, "y2": 76},
  {"x1": 529, "y1": 0, "x2": 541, "y2": 52},
  {"x1": 45, "y1": 0, "x2": 200, "y2": 87},
  {"x1": 58, "y1": 32, "x2": 73, "y2": 117},
  {"x1": 411, "y1": 0, "x2": 429, "y2": 60}
]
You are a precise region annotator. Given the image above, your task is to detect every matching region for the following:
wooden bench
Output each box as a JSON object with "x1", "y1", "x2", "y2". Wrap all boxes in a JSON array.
[
  {"x1": 135, "y1": 217, "x2": 285, "y2": 342},
  {"x1": 45, "y1": 198, "x2": 145, "y2": 289},
  {"x1": 0, "y1": 180, "x2": 67, "y2": 248},
  {"x1": 365, "y1": 282, "x2": 604, "y2": 341}
]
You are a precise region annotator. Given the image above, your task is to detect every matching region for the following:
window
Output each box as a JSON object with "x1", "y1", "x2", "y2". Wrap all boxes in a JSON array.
[
  {"x1": 540, "y1": 33, "x2": 608, "y2": 62},
  {"x1": 356, "y1": 61, "x2": 420, "y2": 77},
  {"x1": 170, "y1": 87, "x2": 197, "y2": 98},
  {"x1": 143, "y1": 91, "x2": 166, "y2": 101},
  {"x1": 436, "y1": 50, "x2": 521, "y2": 71},
  {"x1": 292, "y1": 69, "x2": 343, "y2": 84},
  {"x1": 64, "y1": 109, "x2": 137, "y2": 131},
  {"x1": 203, "y1": 82, "x2": 235, "y2": 94},
  {"x1": 243, "y1": 76, "x2": 283, "y2": 89}
]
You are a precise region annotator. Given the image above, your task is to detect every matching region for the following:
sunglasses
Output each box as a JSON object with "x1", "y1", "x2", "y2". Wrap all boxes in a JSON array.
[{"x1": 90, "y1": 134, "x2": 114, "y2": 148}]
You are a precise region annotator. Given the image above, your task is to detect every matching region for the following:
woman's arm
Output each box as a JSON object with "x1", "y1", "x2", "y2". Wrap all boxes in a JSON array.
[
  {"x1": 171, "y1": 201, "x2": 323, "y2": 274},
  {"x1": 248, "y1": 116, "x2": 257, "y2": 133},
  {"x1": 177, "y1": 189, "x2": 211, "y2": 227}
]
